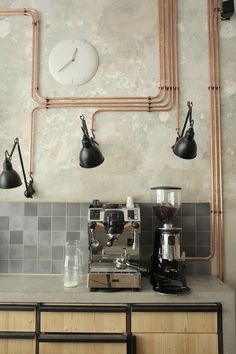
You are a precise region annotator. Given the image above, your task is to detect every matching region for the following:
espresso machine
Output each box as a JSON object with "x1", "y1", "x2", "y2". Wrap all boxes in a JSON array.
[
  {"x1": 150, "y1": 186, "x2": 189, "y2": 294},
  {"x1": 87, "y1": 199, "x2": 146, "y2": 290}
]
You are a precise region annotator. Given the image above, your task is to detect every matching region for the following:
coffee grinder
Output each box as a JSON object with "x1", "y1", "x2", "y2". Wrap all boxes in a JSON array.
[{"x1": 150, "y1": 186, "x2": 189, "y2": 294}]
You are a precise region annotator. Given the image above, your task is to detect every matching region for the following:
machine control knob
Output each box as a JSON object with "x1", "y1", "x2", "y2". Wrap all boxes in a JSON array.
[
  {"x1": 132, "y1": 221, "x2": 139, "y2": 229},
  {"x1": 90, "y1": 209, "x2": 100, "y2": 220}
]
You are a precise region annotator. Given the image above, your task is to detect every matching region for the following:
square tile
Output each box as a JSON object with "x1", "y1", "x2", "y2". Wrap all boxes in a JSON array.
[
  {"x1": 52, "y1": 203, "x2": 66, "y2": 216},
  {"x1": 196, "y1": 232, "x2": 211, "y2": 246},
  {"x1": 0, "y1": 260, "x2": 8, "y2": 273},
  {"x1": 196, "y1": 203, "x2": 210, "y2": 216},
  {"x1": 52, "y1": 260, "x2": 63, "y2": 274},
  {"x1": 52, "y1": 232, "x2": 66, "y2": 245},
  {"x1": 66, "y1": 232, "x2": 80, "y2": 242},
  {"x1": 0, "y1": 217, "x2": 9, "y2": 230},
  {"x1": 196, "y1": 246, "x2": 211, "y2": 257},
  {"x1": 0, "y1": 203, "x2": 10, "y2": 216},
  {"x1": 0, "y1": 231, "x2": 9, "y2": 244},
  {"x1": 182, "y1": 203, "x2": 195, "y2": 216},
  {"x1": 38, "y1": 260, "x2": 51, "y2": 274},
  {"x1": 23, "y1": 231, "x2": 37, "y2": 245},
  {"x1": 38, "y1": 245, "x2": 52, "y2": 259},
  {"x1": 67, "y1": 203, "x2": 80, "y2": 216},
  {"x1": 183, "y1": 246, "x2": 196, "y2": 257},
  {"x1": 67, "y1": 217, "x2": 80, "y2": 231},
  {"x1": 38, "y1": 231, "x2": 51, "y2": 245},
  {"x1": 196, "y1": 216, "x2": 210, "y2": 231},
  {"x1": 23, "y1": 216, "x2": 37, "y2": 230},
  {"x1": 24, "y1": 245, "x2": 37, "y2": 259},
  {"x1": 194, "y1": 261, "x2": 211, "y2": 274},
  {"x1": 80, "y1": 217, "x2": 87, "y2": 232},
  {"x1": 0, "y1": 245, "x2": 9, "y2": 260},
  {"x1": 52, "y1": 217, "x2": 66, "y2": 231},
  {"x1": 10, "y1": 231, "x2": 23, "y2": 244},
  {"x1": 23, "y1": 259, "x2": 38, "y2": 273},
  {"x1": 80, "y1": 203, "x2": 90, "y2": 217},
  {"x1": 38, "y1": 217, "x2": 51, "y2": 231},
  {"x1": 139, "y1": 203, "x2": 152, "y2": 217},
  {"x1": 24, "y1": 203, "x2": 38, "y2": 216},
  {"x1": 38, "y1": 203, "x2": 52, "y2": 216},
  {"x1": 182, "y1": 232, "x2": 196, "y2": 247},
  {"x1": 9, "y1": 203, "x2": 24, "y2": 216},
  {"x1": 8, "y1": 260, "x2": 23, "y2": 273},
  {"x1": 52, "y1": 246, "x2": 64, "y2": 260},
  {"x1": 9, "y1": 245, "x2": 23, "y2": 259},
  {"x1": 182, "y1": 216, "x2": 195, "y2": 232},
  {"x1": 9, "y1": 217, "x2": 23, "y2": 230}
]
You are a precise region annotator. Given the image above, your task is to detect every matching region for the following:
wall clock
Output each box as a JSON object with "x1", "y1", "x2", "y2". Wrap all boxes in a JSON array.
[{"x1": 49, "y1": 39, "x2": 99, "y2": 86}]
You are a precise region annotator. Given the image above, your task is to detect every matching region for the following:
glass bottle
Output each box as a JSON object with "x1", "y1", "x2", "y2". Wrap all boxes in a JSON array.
[{"x1": 63, "y1": 240, "x2": 81, "y2": 288}]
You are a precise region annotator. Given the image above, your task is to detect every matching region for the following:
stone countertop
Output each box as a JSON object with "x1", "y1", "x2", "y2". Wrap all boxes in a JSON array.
[
  {"x1": 0, "y1": 274, "x2": 233, "y2": 304},
  {"x1": 0, "y1": 274, "x2": 235, "y2": 354}
]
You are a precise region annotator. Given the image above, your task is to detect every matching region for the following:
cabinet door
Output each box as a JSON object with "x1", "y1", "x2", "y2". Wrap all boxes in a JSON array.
[
  {"x1": 0, "y1": 339, "x2": 35, "y2": 354},
  {"x1": 0, "y1": 310, "x2": 35, "y2": 332},
  {"x1": 132, "y1": 312, "x2": 217, "y2": 333},
  {"x1": 135, "y1": 333, "x2": 218, "y2": 354},
  {"x1": 39, "y1": 342, "x2": 126, "y2": 354},
  {"x1": 41, "y1": 311, "x2": 126, "y2": 333}
]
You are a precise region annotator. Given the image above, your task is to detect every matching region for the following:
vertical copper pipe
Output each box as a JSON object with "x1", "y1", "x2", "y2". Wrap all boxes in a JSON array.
[{"x1": 215, "y1": 0, "x2": 224, "y2": 281}]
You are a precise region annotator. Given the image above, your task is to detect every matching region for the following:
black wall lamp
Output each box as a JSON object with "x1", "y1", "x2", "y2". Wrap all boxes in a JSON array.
[
  {"x1": 0, "y1": 138, "x2": 35, "y2": 198},
  {"x1": 79, "y1": 115, "x2": 104, "y2": 168},
  {"x1": 221, "y1": 0, "x2": 235, "y2": 20},
  {"x1": 172, "y1": 101, "x2": 197, "y2": 159}
]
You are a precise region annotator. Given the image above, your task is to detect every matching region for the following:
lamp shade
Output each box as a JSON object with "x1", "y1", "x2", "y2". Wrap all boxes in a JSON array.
[
  {"x1": 0, "y1": 159, "x2": 22, "y2": 189},
  {"x1": 79, "y1": 135, "x2": 104, "y2": 168},
  {"x1": 172, "y1": 127, "x2": 197, "y2": 159}
]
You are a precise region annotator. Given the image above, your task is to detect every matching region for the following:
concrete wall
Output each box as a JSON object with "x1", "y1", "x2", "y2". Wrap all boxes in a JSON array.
[{"x1": 0, "y1": 1, "x2": 235, "y2": 291}]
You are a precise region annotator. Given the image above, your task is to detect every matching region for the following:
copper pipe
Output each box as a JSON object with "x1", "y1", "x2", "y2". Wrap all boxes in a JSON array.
[
  {"x1": 173, "y1": 0, "x2": 180, "y2": 133},
  {"x1": 186, "y1": 0, "x2": 218, "y2": 262},
  {"x1": 214, "y1": 0, "x2": 224, "y2": 281},
  {"x1": 37, "y1": 0, "x2": 175, "y2": 109}
]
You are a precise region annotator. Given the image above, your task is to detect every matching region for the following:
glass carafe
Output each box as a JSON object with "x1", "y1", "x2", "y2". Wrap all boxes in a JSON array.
[{"x1": 63, "y1": 240, "x2": 81, "y2": 287}]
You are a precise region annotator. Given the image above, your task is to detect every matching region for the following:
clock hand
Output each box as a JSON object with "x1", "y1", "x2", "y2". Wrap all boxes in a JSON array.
[
  {"x1": 58, "y1": 48, "x2": 78, "y2": 72},
  {"x1": 72, "y1": 48, "x2": 78, "y2": 61},
  {"x1": 58, "y1": 58, "x2": 73, "y2": 72}
]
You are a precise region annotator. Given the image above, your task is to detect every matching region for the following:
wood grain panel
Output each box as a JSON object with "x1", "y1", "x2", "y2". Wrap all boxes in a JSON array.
[
  {"x1": 39, "y1": 342, "x2": 126, "y2": 354},
  {"x1": 0, "y1": 339, "x2": 35, "y2": 354},
  {"x1": 0, "y1": 311, "x2": 35, "y2": 332},
  {"x1": 40, "y1": 312, "x2": 126, "y2": 333},
  {"x1": 134, "y1": 333, "x2": 218, "y2": 354},
  {"x1": 132, "y1": 312, "x2": 217, "y2": 333}
]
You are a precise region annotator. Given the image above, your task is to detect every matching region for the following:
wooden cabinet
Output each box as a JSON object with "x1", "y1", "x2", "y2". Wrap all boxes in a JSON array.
[
  {"x1": 0, "y1": 305, "x2": 36, "y2": 354},
  {"x1": 38, "y1": 305, "x2": 130, "y2": 354},
  {"x1": 0, "y1": 303, "x2": 223, "y2": 354},
  {"x1": 132, "y1": 304, "x2": 222, "y2": 354}
]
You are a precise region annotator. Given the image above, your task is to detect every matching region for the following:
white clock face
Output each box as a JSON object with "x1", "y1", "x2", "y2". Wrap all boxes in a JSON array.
[{"x1": 49, "y1": 39, "x2": 99, "y2": 86}]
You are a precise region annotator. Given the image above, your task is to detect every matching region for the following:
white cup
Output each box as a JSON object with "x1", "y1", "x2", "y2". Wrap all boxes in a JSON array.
[{"x1": 126, "y1": 196, "x2": 134, "y2": 208}]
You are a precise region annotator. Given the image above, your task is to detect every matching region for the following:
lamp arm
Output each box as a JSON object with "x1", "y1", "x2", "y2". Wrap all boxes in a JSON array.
[
  {"x1": 17, "y1": 143, "x2": 30, "y2": 195},
  {"x1": 180, "y1": 102, "x2": 193, "y2": 137},
  {"x1": 80, "y1": 115, "x2": 89, "y2": 137},
  {"x1": 6, "y1": 138, "x2": 19, "y2": 160}
]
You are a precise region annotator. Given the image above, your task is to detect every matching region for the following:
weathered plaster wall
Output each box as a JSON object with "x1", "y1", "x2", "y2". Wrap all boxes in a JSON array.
[
  {"x1": 0, "y1": 0, "x2": 210, "y2": 202},
  {"x1": 0, "y1": 1, "x2": 235, "y2": 293}
]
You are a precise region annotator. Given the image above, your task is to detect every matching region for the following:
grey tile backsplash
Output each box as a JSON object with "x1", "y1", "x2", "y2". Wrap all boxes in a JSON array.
[{"x1": 0, "y1": 202, "x2": 211, "y2": 275}]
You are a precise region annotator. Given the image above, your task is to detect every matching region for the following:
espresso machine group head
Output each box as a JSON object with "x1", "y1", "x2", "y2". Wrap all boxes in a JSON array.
[
  {"x1": 150, "y1": 186, "x2": 189, "y2": 294},
  {"x1": 87, "y1": 200, "x2": 145, "y2": 290}
]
